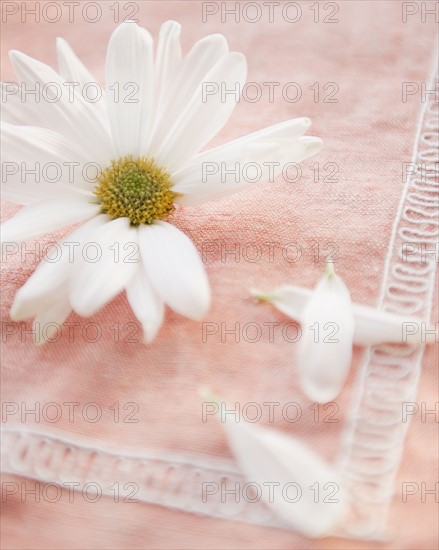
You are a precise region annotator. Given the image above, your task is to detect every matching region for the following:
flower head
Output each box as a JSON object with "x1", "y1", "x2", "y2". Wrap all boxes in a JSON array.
[
  {"x1": 94, "y1": 156, "x2": 177, "y2": 225},
  {"x1": 1, "y1": 21, "x2": 322, "y2": 344}
]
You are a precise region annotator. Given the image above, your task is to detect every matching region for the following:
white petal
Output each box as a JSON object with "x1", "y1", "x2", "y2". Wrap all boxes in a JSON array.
[
  {"x1": 56, "y1": 38, "x2": 108, "y2": 125},
  {"x1": 10, "y1": 215, "x2": 108, "y2": 321},
  {"x1": 105, "y1": 22, "x2": 154, "y2": 156},
  {"x1": 150, "y1": 33, "x2": 228, "y2": 154},
  {"x1": 155, "y1": 52, "x2": 247, "y2": 171},
  {"x1": 125, "y1": 264, "x2": 164, "y2": 343},
  {"x1": 297, "y1": 273, "x2": 355, "y2": 403},
  {"x1": 1, "y1": 198, "x2": 100, "y2": 243},
  {"x1": 138, "y1": 222, "x2": 210, "y2": 320},
  {"x1": 255, "y1": 285, "x2": 432, "y2": 347},
  {"x1": 1, "y1": 122, "x2": 94, "y2": 204},
  {"x1": 1, "y1": 82, "x2": 44, "y2": 125},
  {"x1": 154, "y1": 21, "x2": 182, "y2": 108},
  {"x1": 216, "y1": 402, "x2": 347, "y2": 537},
  {"x1": 172, "y1": 119, "x2": 321, "y2": 205},
  {"x1": 352, "y1": 304, "x2": 435, "y2": 346},
  {"x1": 56, "y1": 37, "x2": 99, "y2": 87},
  {"x1": 151, "y1": 21, "x2": 182, "y2": 137},
  {"x1": 9, "y1": 50, "x2": 112, "y2": 164},
  {"x1": 33, "y1": 289, "x2": 72, "y2": 346},
  {"x1": 69, "y1": 217, "x2": 138, "y2": 317},
  {"x1": 299, "y1": 136, "x2": 324, "y2": 159},
  {"x1": 250, "y1": 284, "x2": 311, "y2": 322}
]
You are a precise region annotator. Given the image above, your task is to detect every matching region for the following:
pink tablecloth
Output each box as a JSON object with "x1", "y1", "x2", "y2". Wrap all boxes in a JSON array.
[{"x1": 1, "y1": 1, "x2": 438, "y2": 548}]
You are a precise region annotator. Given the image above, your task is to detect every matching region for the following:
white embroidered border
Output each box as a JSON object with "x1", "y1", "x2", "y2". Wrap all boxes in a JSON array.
[
  {"x1": 1, "y1": 71, "x2": 437, "y2": 541},
  {"x1": 0, "y1": 426, "x2": 287, "y2": 530},
  {"x1": 337, "y1": 66, "x2": 438, "y2": 539}
]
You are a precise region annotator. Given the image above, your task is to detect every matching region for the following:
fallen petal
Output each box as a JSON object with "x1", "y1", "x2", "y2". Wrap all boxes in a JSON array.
[
  {"x1": 253, "y1": 285, "x2": 434, "y2": 347},
  {"x1": 250, "y1": 285, "x2": 310, "y2": 322},
  {"x1": 352, "y1": 303, "x2": 435, "y2": 346},
  {"x1": 207, "y1": 391, "x2": 348, "y2": 537},
  {"x1": 297, "y1": 272, "x2": 355, "y2": 403}
]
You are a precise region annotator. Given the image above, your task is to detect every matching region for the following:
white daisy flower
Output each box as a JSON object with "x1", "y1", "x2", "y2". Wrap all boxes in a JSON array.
[
  {"x1": 251, "y1": 265, "x2": 435, "y2": 402},
  {"x1": 1, "y1": 21, "x2": 322, "y2": 344}
]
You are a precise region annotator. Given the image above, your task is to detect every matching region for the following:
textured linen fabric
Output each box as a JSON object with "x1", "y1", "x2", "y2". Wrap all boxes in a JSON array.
[{"x1": 1, "y1": 1, "x2": 438, "y2": 549}]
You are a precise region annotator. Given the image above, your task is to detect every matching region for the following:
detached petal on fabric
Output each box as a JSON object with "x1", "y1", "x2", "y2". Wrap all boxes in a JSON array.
[
  {"x1": 205, "y1": 390, "x2": 348, "y2": 538},
  {"x1": 250, "y1": 284, "x2": 311, "y2": 321},
  {"x1": 251, "y1": 266, "x2": 436, "y2": 401},
  {"x1": 350, "y1": 303, "x2": 436, "y2": 346},
  {"x1": 296, "y1": 269, "x2": 355, "y2": 403},
  {"x1": 252, "y1": 281, "x2": 435, "y2": 346}
]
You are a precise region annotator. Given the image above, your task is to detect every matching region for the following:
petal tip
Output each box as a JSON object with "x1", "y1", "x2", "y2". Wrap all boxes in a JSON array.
[
  {"x1": 8, "y1": 50, "x2": 23, "y2": 66},
  {"x1": 10, "y1": 293, "x2": 30, "y2": 322},
  {"x1": 141, "y1": 322, "x2": 161, "y2": 345},
  {"x1": 300, "y1": 116, "x2": 312, "y2": 129},
  {"x1": 163, "y1": 20, "x2": 182, "y2": 31},
  {"x1": 301, "y1": 136, "x2": 323, "y2": 157},
  {"x1": 189, "y1": 299, "x2": 211, "y2": 321}
]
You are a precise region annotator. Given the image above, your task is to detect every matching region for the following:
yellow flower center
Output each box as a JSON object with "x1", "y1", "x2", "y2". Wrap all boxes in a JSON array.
[{"x1": 94, "y1": 156, "x2": 177, "y2": 225}]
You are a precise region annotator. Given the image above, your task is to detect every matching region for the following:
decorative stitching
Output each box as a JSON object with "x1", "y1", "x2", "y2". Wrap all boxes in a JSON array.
[
  {"x1": 337, "y1": 66, "x2": 438, "y2": 540},
  {"x1": 1, "y1": 427, "x2": 287, "y2": 529}
]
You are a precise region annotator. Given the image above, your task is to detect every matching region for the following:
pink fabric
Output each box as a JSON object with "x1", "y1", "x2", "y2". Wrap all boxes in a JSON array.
[{"x1": 1, "y1": 1, "x2": 438, "y2": 548}]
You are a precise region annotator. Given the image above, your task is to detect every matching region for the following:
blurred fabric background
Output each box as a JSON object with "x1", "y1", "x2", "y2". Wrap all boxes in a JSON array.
[{"x1": 1, "y1": 1, "x2": 438, "y2": 548}]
